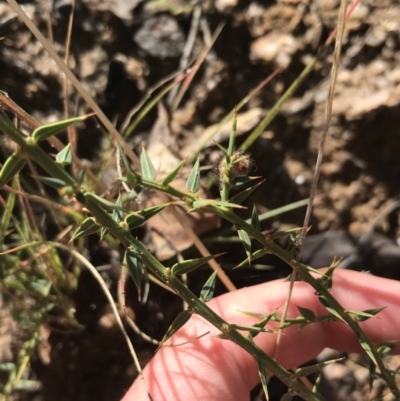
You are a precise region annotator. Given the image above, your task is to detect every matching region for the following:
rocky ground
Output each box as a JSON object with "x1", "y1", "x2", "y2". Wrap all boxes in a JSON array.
[{"x1": 1, "y1": 0, "x2": 400, "y2": 400}]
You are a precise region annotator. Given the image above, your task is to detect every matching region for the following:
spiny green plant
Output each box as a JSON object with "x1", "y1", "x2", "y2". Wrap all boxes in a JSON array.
[
  {"x1": 1, "y1": 0, "x2": 398, "y2": 399},
  {"x1": 0, "y1": 106, "x2": 399, "y2": 400}
]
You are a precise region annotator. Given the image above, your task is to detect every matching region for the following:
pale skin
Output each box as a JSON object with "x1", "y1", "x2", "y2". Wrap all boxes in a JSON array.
[{"x1": 122, "y1": 270, "x2": 400, "y2": 401}]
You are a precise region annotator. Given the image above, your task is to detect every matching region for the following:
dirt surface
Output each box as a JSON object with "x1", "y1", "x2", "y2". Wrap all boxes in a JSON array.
[{"x1": 1, "y1": 0, "x2": 400, "y2": 400}]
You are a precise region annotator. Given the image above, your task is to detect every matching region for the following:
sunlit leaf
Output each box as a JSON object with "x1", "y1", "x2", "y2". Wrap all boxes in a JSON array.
[
  {"x1": 125, "y1": 203, "x2": 170, "y2": 230},
  {"x1": 0, "y1": 152, "x2": 26, "y2": 188},
  {"x1": 112, "y1": 195, "x2": 123, "y2": 223},
  {"x1": 297, "y1": 306, "x2": 316, "y2": 321},
  {"x1": 186, "y1": 156, "x2": 200, "y2": 193},
  {"x1": 235, "y1": 249, "x2": 267, "y2": 268},
  {"x1": 318, "y1": 274, "x2": 333, "y2": 292},
  {"x1": 84, "y1": 193, "x2": 123, "y2": 211},
  {"x1": 171, "y1": 254, "x2": 223, "y2": 276},
  {"x1": 76, "y1": 169, "x2": 85, "y2": 185},
  {"x1": 346, "y1": 306, "x2": 386, "y2": 322},
  {"x1": 162, "y1": 159, "x2": 185, "y2": 186},
  {"x1": 161, "y1": 310, "x2": 192, "y2": 344},
  {"x1": 318, "y1": 296, "x2": 344, "y2": 322},
  {"x1": 140, "y1": 144, "x2": 157, "y2": 179},
  {"x1": 251, "y1": 314, "x2": 274, "y2": 339},
  {"x1": 200, "y1": 271, "x2": 217, "y2": 302},
  {"x1": 55, "y1": 143, "x2": 72, "y2": 166},
  {"x1": 377, "y1": 344, "x2": 392, "y2": 358},
  {"x1": 189, "y1": 200, "x2": 246, "y2": 211},
  {"x1": 213, "y1": 200, "x2": 246, "y2": 209},
  {"x1": 238, "y1": 229, "x2": 251, "y2": 264},
  {"x1": 71, "y1": 217, "x2": 100, "y2": 241},
  {"x1": 213, "y1": 141, "x2": 228, "y2": 156},
  {"x1": 258, "y1": 361, "x2": 269, "y2": 401},
  {"x1": 295, "y1": 358, "x2": 343, "y2": 378},
  {"x1": 100, "y1": 227, "x2": 108, "y2": 241},
  {"x1": 270, "y1": 227, "x2": 302, "y2": 241},
  {"x1": 232, "y1": 176, "x2": 260, "y2": 186},
  {"x1": 312, "y1": 375, "x2": 321, "y2": 394},
  {"x1": 229, "y1": 180, "x2": 264, "y2": 205},
  {"x1": 125, "y1": 186, "x2": 143, "y2": 201},
  {"x1": 36, "y1": 176, "x2": 67, "y2": 189},
  {"x1": 32, "y1": 114, "x2": 91, "y2": 142}
]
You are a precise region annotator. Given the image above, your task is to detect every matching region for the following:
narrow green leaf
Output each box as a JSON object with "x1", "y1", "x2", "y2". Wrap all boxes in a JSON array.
[
  {"x1": 126, "y1": 186, "x2": 143, "y2": 201},
  {"x1": 232, "y1": 176, "x2": 260, "y2": 186},
  {"x1": 235, "y1": 249, "x2": 267, "y2": 268},
  {"x1": 100, "y1": 227, "x2": 108, "y2": 241},
  {"x1": 200, "y1": 271, "x2": 217, "y2": 302},
  {"x1": 213, "y1": 200, "x2": 246, "y2": 209},
  {"x1": 171, "y1": 254, "x2": 223, "y2": 276},
  {"x1": 55, "y1": 143, "x2": 72, "y2": 166},
  {"x1": 312, "y1": 375, "x2": 321, "y2": 394},
  {"x1": 161, "y1": 310, "x2": 192, "y2": 344},
  {"x1": 117, "y1": 143, "x2": 135, "y2": 173},
  {"x1": 36, "y1": 176, "x2": 67, "y2": 189},
  {"x1": 112, "y1": 195, "x2": 123, "y2": 223},
  {"x1": 189, "y1": 200, "x2": 246, "y2": 211},
  {"x1": 126, "y1": 250, "x2": 143, "y2": 293},
  {"x1": 213, "y1": 141, "x2": 228, "y2": 156},
  {"x1": 360, "y1": 340, "x2": 377, "y2": 365},
  {"x1": 295, "y1": 358, "x2": 343, "y2": 378},
  {"x1": 320, "y1": 263, "x2": 336, "y2": 286},
  {"x1": 257, "y1": 361, "x2": 269, "y2": 401},
  {"x1": 125, "y1": 203, "x2": 170, "y2": 230},
  {"x1": 318, "y1": 295, "x2": 344, "y2": 322},
  {"x1": 318, "y1": 274, "x2": 333, "y2": 292},
  {"x1": 0, "y1": 152, "x2": 26, "y2": 188},
  {"x1": 270, "y1": 227, "x2": 302, "y2": 241},
  {"x1": 84, "y1": 192, "x2": 122, "y2": 211},
  {"x1": 251, "y1": 314, "x2": 274, "y2": 339},
  {"x1": 186, "y1": 156, "x2": 200, "y2": 193},
  {"x1": 230, "y1": 180, "x2": 264, "y2": 205},
  {"x1": 140, "y1": 144, "x2": 157, "y2": 179},
  {"x1": 348, "y1": 306, "x2": 385, "y2": 322},
  {"x1": 238, "y1": 230, "x2": 251, "y2": 264},
  {"x1": 297, "y1": 306, "x2": 316, "y2": 321},
  {"x1": 377, "y1": 344, "x2": 392, "y2": 358},
  {"x1": 32, "y1": 114, "x2": 91, "y2": 142},
  {"x1": 280, "y1": 393, "x2": 293, "y2": 401},
  {"x1": 76, "y1": 169, "x2": 85, "y2": 185},
  {"x1": 71, "y1": 217, "x2": 100, "y2": 241},
  {"x1": 161, "y1": 159, "x2": 185, "y2": 186},
  {"x1": 251, "y1": 204, "x2": 260, "y2": 231}
]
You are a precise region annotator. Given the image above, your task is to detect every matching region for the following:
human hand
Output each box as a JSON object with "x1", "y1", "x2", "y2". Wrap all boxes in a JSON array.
[{"x1": 122, "y1": 269, "x2": 400, "y2": 401}]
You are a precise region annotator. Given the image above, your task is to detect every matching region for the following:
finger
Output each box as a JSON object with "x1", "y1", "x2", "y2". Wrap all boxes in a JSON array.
[{"x1": 122, "y1": 269, "x2": 400, "y2": 401}]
